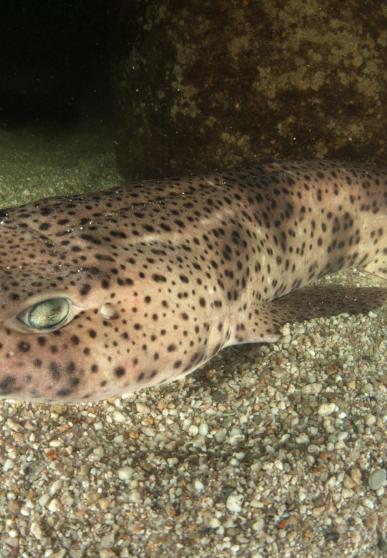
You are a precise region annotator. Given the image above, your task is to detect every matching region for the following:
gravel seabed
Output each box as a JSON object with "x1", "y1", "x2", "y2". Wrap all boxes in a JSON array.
[{"x1": 0, "y1": 122, "x2": 385, "y2": 557}]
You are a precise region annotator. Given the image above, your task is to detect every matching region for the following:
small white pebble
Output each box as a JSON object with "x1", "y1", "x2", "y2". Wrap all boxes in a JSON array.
[
  {"x1": 136, "y1": 402, "x2": 150, "y2": 413},
  {"x1": 368, "y1": 469, "x2": 386, "y2": 491},
  {"x1": 226, "y1": 493, "x2": 243, "y2": 513},
  {"x1": 198, "y1": 422, "x2": 209, "y2": 436},
  {"x1": 93, "y1": 446, "x2": 105, "y2": 458},
  {"x1": 303, "y1": 383, "x2": 322, "y2": 395},
  {"x1": 118, "y1": 466, "x2": 133, "y2": 481},
  {"x1": 38, "y1": 494, "x2": 50, "y2": 507},
  {"x1": 362, "y1": 497, "x2": 375, "y2": 509},
  {"x1": 49, "y1": 480, "x2": 62, "y2": 495},
  {"x1": 6, "y1": 419, "x2": 21, "y2": 432},
  {"x1": 194, "y1": 479, "x2": 204, "y2": 492},
  {"x1": 365, "y1": 414, "x2": 376, "y2": 426},
  {"x1": 235, "y1": 451, "x2": 245, "y2": 461},
  {"x1": 49, "y1": 439, "x2": 62, "y2": 448},
  {"x1": 228, "y1": 428, "x2": 244, "y2": 444},
  {"x1": 47, "y1": 498, "x2": 61, "y2": 513},
  {"x1": 209, "y1": 517, "x2": 221, "y2": 529},
  {"x1": 282, "y1": 324, "x2": 290, "y2": 336},
  {"x1": 113, "y1": 411, "x2": 126, "y2": 423},
  {"x1": 3, "y1": 458, "x2": 14, "y2": 472},
  {"x1": 215, "y1": 429, "x2": 227, "y2": 443},
  {"x1": 99, "y1": 550, "x2": 118, "y2": 558},
  {"x1": 30, "y1": 521, "x2": 42, "y2": 539},
  {"x1": 318, "y1": 403, "x2": 338, "y2": 416},
  {"x1": 295, "y1": 433, "x2": 310, "y2": 444},
  {"x1": 252, "y1": 517, "x2": 265, "y2": 532},
  {"x1": 188, "y1": 424, "x2": 199, "y2": 436}
]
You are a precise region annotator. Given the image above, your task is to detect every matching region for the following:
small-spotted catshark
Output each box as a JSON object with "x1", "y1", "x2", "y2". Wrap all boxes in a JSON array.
[{"x1": 0, "y1": 160, "x2": 385, "y2": 402}]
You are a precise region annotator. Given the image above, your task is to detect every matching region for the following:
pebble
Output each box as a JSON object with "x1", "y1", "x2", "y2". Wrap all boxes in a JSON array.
[
  {"x1": 113, "y1": 411, "x2": 127, "y2": 423},
  {"x1": 117, "y1": 466, "x2": 133, "y2": 481},
  {"x1": 194, "y1": 479, "x2": 204, "y2": 492},
  {"x1": 252, "y1": 518, "x2": 265, "y2": 532},
  {"x1": 188, "y1": 424, "x2": 199, "y2": 436},
  {"x1": 365, "y1": 414, "x2": 376, "y2": 426},
  {"x1": 296, "y1": 433, "x2": 310, "y2": 444},
  {"x1": 99, "y1": 550, "x2": 118, "y2": 558},
  {"x1": 47, "y1": 498, "x2": 61, "y2": 513},
  {"x1": 214, "y1": 429, "x2": 227, "y2": 443},
  {"x1": 318, "y1": 403, "x2": 338, "y2": 416},
  {"x1": 302, "y1": 382, "x2": 322, "y2": 395},
  {"x1": 198, "y1": 422, "x2": 209, "y2": 436},
  {"x1": 368, "y1": 469, "x2": 386, "y2": 491},
  {"x1": 226, "y1": 493, "x2": 243, "y2": 513},
  {"x1": 209, "y1": 517, "x2": 221, "y2": 529},
  {"x1": 3, "y1": 458, "x2": 14, "y2": 472}
]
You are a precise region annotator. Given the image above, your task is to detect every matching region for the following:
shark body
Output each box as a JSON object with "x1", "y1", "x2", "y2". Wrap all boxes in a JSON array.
[{"x1": 0, "y1": 160, "x2": 385, "y2": 402}]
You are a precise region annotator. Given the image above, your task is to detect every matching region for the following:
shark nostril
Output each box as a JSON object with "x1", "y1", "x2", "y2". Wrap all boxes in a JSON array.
[{"x1": 100, "y1": 303, "x2": 119, "y2": 320}]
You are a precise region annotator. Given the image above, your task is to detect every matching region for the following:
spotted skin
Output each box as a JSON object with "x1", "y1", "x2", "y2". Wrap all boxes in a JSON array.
[{"x1": 0, "y1": 160, "x2": 385, "y2": 402}]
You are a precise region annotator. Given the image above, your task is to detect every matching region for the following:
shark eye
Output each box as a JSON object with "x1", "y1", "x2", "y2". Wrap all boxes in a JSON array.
[{"x1": 17, "y1": 298, "x2": 70, "y2": 330}]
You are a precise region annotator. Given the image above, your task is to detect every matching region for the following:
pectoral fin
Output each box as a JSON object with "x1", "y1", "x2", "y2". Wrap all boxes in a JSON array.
[{"x1": 233, "y1": 286, "x2": 387, "y2": 345}]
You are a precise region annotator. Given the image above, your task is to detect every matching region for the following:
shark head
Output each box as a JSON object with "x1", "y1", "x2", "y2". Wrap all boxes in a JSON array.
[{"x1": 0, "y1": 198, "x2": 238, "y2": 402}]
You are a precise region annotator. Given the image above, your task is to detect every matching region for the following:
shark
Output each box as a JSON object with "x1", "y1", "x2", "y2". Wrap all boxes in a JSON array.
[{"x1": 0, "y1": 160, "x2": 385, "y2": 402}]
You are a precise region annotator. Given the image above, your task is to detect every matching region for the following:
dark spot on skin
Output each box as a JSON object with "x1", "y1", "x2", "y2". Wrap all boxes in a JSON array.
[
  {"x1": 18, "y1": 341, "x2": 30, "y2": 353},
  {"x1": 39, "y1": 222, "x2": 51, "y2": 231},
  {"x1": 56, "y1": 388, "x2": 72, "y2": 397},
  {"x1": 0, "y1": 376, "x2": 16, "y2": 392},
  {"x1": 115, "y1": 366, "x2": 126, "y2": 377},
  {"x1": 79, "y1": 284, "x2": 91, "y2": 296},
  {"x1": 66, "y1": 361, "x2": 76, "y2": 373},
  {"x1": 152, "y1": 273, "x2": 167, "y2": 282},
  {"x1": 49, "y1": 362, "x2": 61, "y2": 380}
]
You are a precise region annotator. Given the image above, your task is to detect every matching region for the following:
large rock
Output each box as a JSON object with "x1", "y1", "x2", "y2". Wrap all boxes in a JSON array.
[{"x1": 114, "y1": 0, "x2": 387, "y2": 179}]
